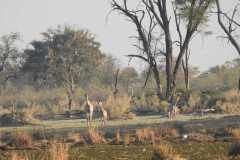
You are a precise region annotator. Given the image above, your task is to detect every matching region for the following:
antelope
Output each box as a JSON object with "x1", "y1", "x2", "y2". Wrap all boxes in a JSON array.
[
  {"x1": 168, "y1": 96, "x2": 181, "y2": 120},
  {"x1": 97, "y1": 101, "x2": 108, "y2": 127},
  {"x1": 84, "y1": 94, "x2": 94, "y2": 128}
]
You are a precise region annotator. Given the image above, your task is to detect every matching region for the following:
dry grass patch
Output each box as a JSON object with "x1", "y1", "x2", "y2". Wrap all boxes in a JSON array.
[
  {"x1": 50, "y1": 142, "x2": 69, "y2": 160},
  {"x1": 10, "y1": 152, "x2": 29, "y2": 160},
  {"x1": 155, "y1": 127, "x2": 179, "y2": 138},
  {"x1": 9, "y1": 131, "x2": 33, "y2": 148},
  {"x1": 85, "y1": 129, "x2": 107, "y2": 144},
  {"x1": 114, "y1": 129, "x2": 121, "y2": 144},
  {"x1": 228, "y1": 128, "x2": 240, "y2": 140},
  {"x1": 123, "y1": 131, "x2": 130, "y2": 145},
  {"x1": 152, "y1": 143, "x2": 185, "y2": 160},
  {"x1": 136, "y1": 128, "x2": 155, "y2": 144},
  {"x1": 67, "y1": 132, "x2": 85, "y2": 145},
  {"x1": 188, "y1": 133, "x2": 215, "y2": 142}
]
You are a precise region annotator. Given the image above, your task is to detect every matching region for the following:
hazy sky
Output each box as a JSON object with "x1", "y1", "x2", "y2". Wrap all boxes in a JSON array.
[{"x1": 0, "y1": 0, "x2": 238, "y2": 71}]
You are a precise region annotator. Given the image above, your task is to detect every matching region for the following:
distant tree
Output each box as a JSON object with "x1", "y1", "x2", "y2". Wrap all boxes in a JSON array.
[
  {"x1": 0, "y1": 33, "x2": 22, "y2": 91},
  {"x1": 119, "y1": 67, "x2": 139, "y2": 94},
  {"x1": 44, "y1": 26, "x2": 104, "y2": 112},
  {"x1": 22, "y1": 40, "x2": 50, "y2": 88},
  {"x1": 191, "y1": 58, "x2": 240, "y2": 91}
]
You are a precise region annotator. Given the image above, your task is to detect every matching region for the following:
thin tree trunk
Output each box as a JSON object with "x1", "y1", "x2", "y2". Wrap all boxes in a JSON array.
[{"x1": 152, "y1": 66, "x2": 163, "y2": 100}]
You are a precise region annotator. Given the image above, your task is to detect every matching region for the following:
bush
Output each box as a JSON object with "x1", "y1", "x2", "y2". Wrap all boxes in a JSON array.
[
  {"x1": 0, "y1": 113, "x2": 28, "y2": 126},
  {"x1": 133, "y1": 94, "x2": 160, "y2": 114},
  {"x1": 160, "y1": 101, "x2": 169, "y2": 113},
  {"x1": 216, "y1": 90, "x2": 240, "y2": 113},
  {"x1": 105, "y1": 95, "x2": 132, "y2": 119}
]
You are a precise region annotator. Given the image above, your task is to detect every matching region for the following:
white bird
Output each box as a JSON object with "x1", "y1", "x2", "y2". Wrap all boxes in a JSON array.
[{"x1": 182, "y1": 134, "x2": 188, "y2": 140}]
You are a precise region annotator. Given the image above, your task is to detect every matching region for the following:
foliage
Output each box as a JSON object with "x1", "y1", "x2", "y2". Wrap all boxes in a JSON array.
[
  {"x1": 216, "y1": 90, "x2": 240, "y2": 113},
  {"x1": 0, "y1": 32, "x2": 22, "y2": 90}
]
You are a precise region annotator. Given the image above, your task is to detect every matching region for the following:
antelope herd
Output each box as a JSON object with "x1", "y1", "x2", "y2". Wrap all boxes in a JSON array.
[
  {"x1": 81, "y1": 93, "x2": 182, "y2": 128},
  {"x1": 83, "y1": 94, "x2": 108, "y2": 128},
  {"x1": 80, "y1": 93, "x2": 218, "y2": 128}
]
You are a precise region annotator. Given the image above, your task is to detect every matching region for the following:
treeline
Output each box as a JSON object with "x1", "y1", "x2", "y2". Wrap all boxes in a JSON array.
[{"x1": 0, "y1": 26, "x2": 239, "y2": 97}]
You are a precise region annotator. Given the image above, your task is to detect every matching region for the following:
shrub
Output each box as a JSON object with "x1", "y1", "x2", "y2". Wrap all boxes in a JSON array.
[
  {"x1": 159, "y1": 101, "x2": 169, "y2": 113},
  {"x1": 152, "y1": 143, "x2": 185, "y2": 160},
  {"x1": 104, "y1": 95, "x2": 131, "y2": 119},
  {"x1": 0, "y1": 113, "x2": 28, "y2": 126},
  {"x1": 133, "y1": 94, "x2": 160, "y2": 114},
  {"x1": 215, "y1": 90, "x2": 240, "y2": 113}
]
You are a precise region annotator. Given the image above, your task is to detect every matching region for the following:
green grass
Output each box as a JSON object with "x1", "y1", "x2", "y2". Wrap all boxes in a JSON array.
[
  {"x1": 0, "y1": 141, "x2": 234, "y2": 160},
  {"x1": 0, "y1": 114, "x2": 233, "y2": 133},
  {"x1": 0, "y1": 114, "x2": 240, "y2": 159}
]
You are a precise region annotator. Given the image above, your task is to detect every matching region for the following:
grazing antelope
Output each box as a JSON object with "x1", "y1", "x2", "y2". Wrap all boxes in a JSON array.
[
  {"x1": 84, "y1": 94, "x2": 94, "y2": 128},
  {"x1": 97, "y1": 101, "x2": 108, "y2": 127}
]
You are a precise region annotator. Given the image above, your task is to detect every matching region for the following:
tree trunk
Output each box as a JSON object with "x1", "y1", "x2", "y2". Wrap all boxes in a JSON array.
[
  {"x1": 66, "y1": 76, "x2": 75, "y2": 118},
  {"x1": 152, "y1": 66, "x2": 163, "y2": 101}
]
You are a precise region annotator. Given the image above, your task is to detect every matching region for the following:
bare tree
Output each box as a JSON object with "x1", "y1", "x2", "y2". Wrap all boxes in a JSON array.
[
  {"x1": 111, "y1": 0, "x2": 213, "y2": 104},
  {"x1": 215, "y1": 0, "x2": 240, "y2": 90},
  {"x1": 112, "y1": 0, "x2": 164, "y2": 100}
]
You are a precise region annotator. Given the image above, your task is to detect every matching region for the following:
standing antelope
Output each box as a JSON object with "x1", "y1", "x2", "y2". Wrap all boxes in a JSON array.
[
  {"x1": 168, "y1": 95, "x2": 181, "y2": 120},
  {"x1": 84, "y1": 94, "x2": 94, "y2": 128},
  {"x1": 97, "y1": 101, "x2": 108, "y2": 127}
]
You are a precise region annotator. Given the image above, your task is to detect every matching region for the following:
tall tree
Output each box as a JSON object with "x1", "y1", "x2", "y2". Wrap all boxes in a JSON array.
[
  {"x1": 111, "y1": 0, "x2": 214, "y2": 104},
  {"x1": 0, "y1": 33, "x2": 22, "y2": 91},
  {"x1": 44, "y1": 26, "x2": 104, "y2": 112},
  {"x1": 22, "y1": 40, "x2": 50, "y2": 88}
]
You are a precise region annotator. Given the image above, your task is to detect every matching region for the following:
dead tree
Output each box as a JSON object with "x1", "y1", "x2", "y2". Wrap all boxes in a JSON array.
[{"x1": 112, "y1": 0, "x2": 164, "y2": 100}]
